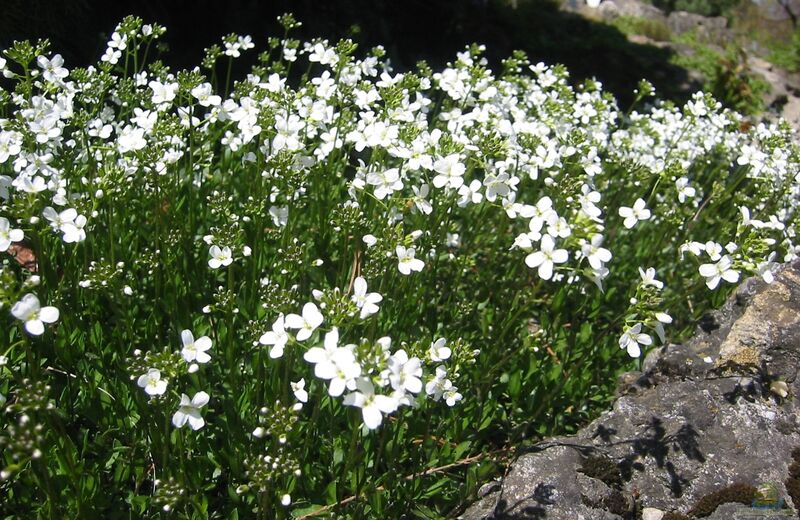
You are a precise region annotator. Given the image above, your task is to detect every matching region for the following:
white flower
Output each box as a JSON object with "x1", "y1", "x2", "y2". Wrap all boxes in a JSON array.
[
  {"x1": 638, "y1": 267, "x2": 663, "y2": 289},
  {"x1": 425, "y1": 365, "x2": 453, "y2": 401},
  {"x1": 428, "y1": 338, "x2": 451, "y2": 362},
  {"x1": 61, "y1": 215, "x2": 87, "y2": 243},
  {"x1": 366, "y1": 168, "x2": 403, "y2": 200},
  {"x1": 525, "y1": 234, "x2": 568, "y2": 280},
  {"x1": 269, "y1": 206, "x2": 289, "y2": 227},
  {"x1": 291, "y1": 379, "x2": 308, "y2": 403},
  {"x1": 618, "y1": 198, "x2": 651, "y2": 229},
  {"x1": 699, "y1": 255, "x2": 739, "y2": 290},
  {"x1": 580, "y1": 234, "x2": 611, "y2": 270},
  {"x1": 180, "y1": 330, "x2": 212, "y2": 364},
  {"x1": 137, "y1": 368, "x2": 168, "y2": 396},
  {"x1": 281, "y1": 494, "x2": 292, "y2": 507},
  {"x1": 676, "y1": 177, "x2": 696, "y2": 203},
  {"x1": 352, "y1": 276, "x2": 382, "y2": 319},
  {"x1": 386, "y1": 350, "x2": 423, "y2": 394},
  {"x1": 172, "y1": 391, "x2": 210, "y2": 430},
  {"x1": 444, "y1": 387, "x2": 463, "y2": 407},
  {"x1": 259, "y1": 314, "x2": 290, "y2": 358},
  {"x1": 191, "y1": 82, "x2": 221, "y2": 107},
  {"x1": 11, "y1": 293, "x2": 59, "y2": 336},
  {"x1": 0, "y1": 217, "x2": 24, "y2": 252},
  {"x1": 343, "y1": 378, "x2": 398, "y2": 429},
  {"x1": 208, "y1": 245, "x2": 233, "y2": 269},
  {"x1": 619, "y1": 323, "x2": 652, "y2": 358},
  {"x1": 303, "y1": 327, "x2": 340, "y2": 378},
  {"x1": 757, "y1": 252, "x2": 777, "y2": 284},
  {"x1": 396, "y1": 245, "x2": 424, "y2": 275},
  {"x1": 457, "y1": 179, "x2": 483, "y2": 207},
  {"x1": 149, "y1": 80, "x2": 179, "y2": 105},
  {"x1": 285, "y1": 302, "x2": 324, "y2": 341},
  {"x1": 653, "y1": 312, "x2": 673, "y2": 343},
  {"x1": 432, "y1": 153, "x2": 466, "y2": 189}
]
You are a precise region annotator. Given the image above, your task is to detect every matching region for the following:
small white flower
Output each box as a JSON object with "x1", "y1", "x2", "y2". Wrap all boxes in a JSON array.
[
  {"x1": 259, "y1": 314, "x2": 290, "y2": 358},
  {"x1": 525, "y1": 234, "x2": 568, "y2": 281},
  {"x1": 699, "y1": 255, "x2": 739, "y2": 290},
  {"x1": 757, "y1": 252, "x2": 777, "y2": 284},
  {"x1": 291, "y1": 379, "x2": 308, "y2": 403},
  {"x1": 180, "y1": 330, "x2": 212, "y2": 364},
  {"x1": 432, "y1": 153, "x2": 466, "y2": 190},
  {"x1": 396, "y1": 245, "x2": 424, "y2": 275},
  {"x1": 137, "y1": 368, "x2": 168, "y2": 396},
  {"x1": 618, "y1": 198, "x2": 651, "y2": 229},
  {"x1": 343, "y1": 378, "x2": 398, "y2": 429},
  {"x1": 285, "y1": 302, "x2": 324, "y2": 341},
  {"x1": 0, "y1": 217, "x2": 24, "y2": 252},
  {"x1": 428, "y1": 338, "x2": 451, "y2": 362},
  {"x1": 638, "y1": 267, "x2": 663, "y2": 289},
  {"x1": 172, "y1": 391, "x2": 210, "y2": 430},
  {"x1": 208, "y1": 245, "x2": 233, "y2": 269},
  {"x1": 676, "y1": 177, "x2": 696, "y2": 203},
  {"x1": 351, "y1": 276, "x2": 382, "y2": 319},
  {"x1": 619, "y1": 323, "x2": 652, "y2": 358},
  {"x1": 11, "y1": 293, "x2": 59, "y2": 336}
]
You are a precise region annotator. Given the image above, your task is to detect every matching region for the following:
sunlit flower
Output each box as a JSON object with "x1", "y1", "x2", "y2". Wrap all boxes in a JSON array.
[
  {"x1": 286, "y1": 302, "x2": 324, "y2": 341},
  {"x1": 137, "y1": 368, "x2": 168, "y2": 396},
  {"x1": 352, "y1": 277, "x2": 382, "y2": 319},
  {"x1": 343, "y1": 378, "x2": 398, "y2": 429},
  {"x1": 208, "y1": 245, "x2": 233, "y2": 269},
  {"x1": 11, "y1": 293, "x2": 59, "y2": 336},
  {"x1": 699, "y1": 255, "x2": 739, "y2": 290},
  {"x1": 618, "y1": 198, "x2": 651, "y2": 229},
  {"x1": 259, "y1": 314, "x2": 290, "y2": 358},
  {"x1": 0, "y1": 217, "x2": 24, "y2": 252},
  {"x1": 172, "y1": 391, "x2": 210, "y2": 430},
  {"x1": 619, "y1": 323, "x2": 652, "y2": 358},
  {"x1": 396, "y1": 245, "x2": 424, "y2": 275},
  {"x1": 180, "y1": 330, "x2": 212, "y2": 364},
  {"x1": 525, "y1": 234, "x2": 568, "y2": 280}
]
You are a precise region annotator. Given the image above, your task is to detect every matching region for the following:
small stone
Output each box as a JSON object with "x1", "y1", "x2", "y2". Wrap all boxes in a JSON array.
[{"x1": 642, "y1": 508, "x2": 665, "y2": 520}]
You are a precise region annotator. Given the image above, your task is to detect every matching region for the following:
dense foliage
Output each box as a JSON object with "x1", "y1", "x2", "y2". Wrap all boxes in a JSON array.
[{"x1": 0, "y1": 14, "x2": 797, "y2": 518}]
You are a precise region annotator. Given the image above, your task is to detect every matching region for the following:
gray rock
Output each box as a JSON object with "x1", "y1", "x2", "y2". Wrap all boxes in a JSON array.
[
  {"x1": 461, "y1": 261, "x2": 800, "y2": 519},
  {"x1": 667, "y1": 11, "x2": 729, "y2": 43}
]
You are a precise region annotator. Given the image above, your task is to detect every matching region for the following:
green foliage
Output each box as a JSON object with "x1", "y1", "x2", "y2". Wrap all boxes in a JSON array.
[
  {"x1": 671, "y1": 33, "x2": 770, "y2": 114},
  {"x1": 767, "y1": 28, "x2": 800, "y2": 72},
  {"x1": 610, "y1": 16, "x2": 673, "y2": 41}
]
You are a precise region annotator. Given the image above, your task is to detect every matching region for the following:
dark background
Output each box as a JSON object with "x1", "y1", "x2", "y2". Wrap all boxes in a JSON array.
[{"x1": 0, "y1": 0, "x2": 693, "y2": 105}]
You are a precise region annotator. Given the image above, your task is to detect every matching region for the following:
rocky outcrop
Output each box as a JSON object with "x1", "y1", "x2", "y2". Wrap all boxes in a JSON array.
[{"x1": 461, "y1": 261, "x2": 800, "y2": 519}]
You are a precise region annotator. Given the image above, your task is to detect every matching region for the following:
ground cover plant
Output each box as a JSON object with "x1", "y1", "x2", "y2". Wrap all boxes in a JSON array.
[{"x1": 0, "y1": 14, "x2": 798, "y2": 518}]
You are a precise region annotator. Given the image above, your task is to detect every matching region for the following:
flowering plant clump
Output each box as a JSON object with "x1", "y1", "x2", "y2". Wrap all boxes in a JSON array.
[{"x1": 0, "y1": 14, "x2": 797, "y2": 518}]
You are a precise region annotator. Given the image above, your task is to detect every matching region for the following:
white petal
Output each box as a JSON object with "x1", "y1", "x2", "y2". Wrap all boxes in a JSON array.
[
  {"x1": 191, "y1": 391, "x2": 210, "y2": 408},
  {"x1": 525, "y1": 251, "x2": 544, "y2": 268},
  {"x1": 25, "y1": 319, "x2": 45, "y2": 335},
  {"x1": 362, "y1": 405, "x2": 383, "y2": 429},
  {"x1": 195, "y1": 336, "x2": 212, "y2": 351},
  {"x1": 538, "y1": 261, "x2": 553, "y2": 281},
  {"x1": 187, "y1": 412, "x2": 205, "y2": 430},
  {"x1": 38, "y1": 306, "x2": 59, "y2": 323},
  {"x1": 284, "y1": 313, "x2": 304, "y2": 329},
  {"x1": 172, "y1": 411, "x2": 188, "y2": 428},
  {"x1": 328, "y1": 378, "x2": 346, "y2": 396}
]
